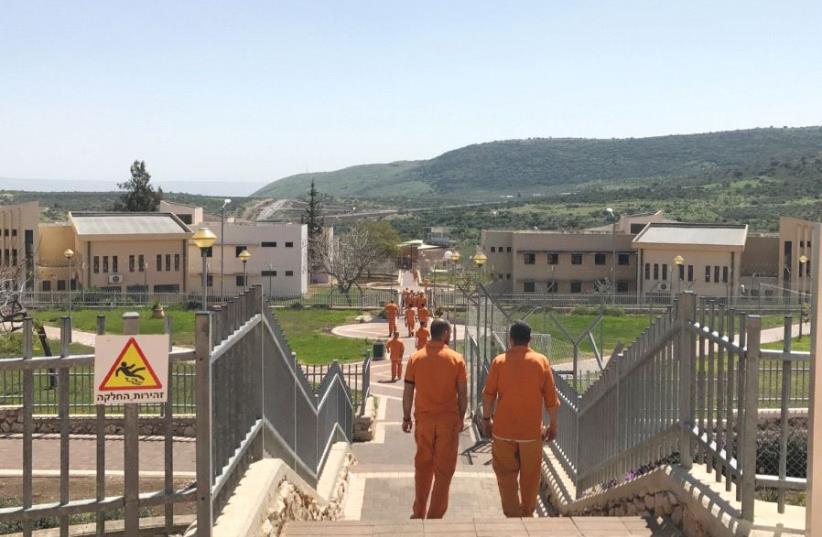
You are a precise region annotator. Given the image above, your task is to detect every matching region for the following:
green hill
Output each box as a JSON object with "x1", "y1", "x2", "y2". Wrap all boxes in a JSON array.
[{"x1": 254, "y1": 126, "x2": 822, "y2": 200}]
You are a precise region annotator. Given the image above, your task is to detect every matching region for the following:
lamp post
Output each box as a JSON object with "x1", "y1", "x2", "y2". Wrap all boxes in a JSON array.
[
  {"x1": 63, "y1": 249, "x2": 74, "y2": 317},
  {"x1": 606, "y1": 208, "x2": 617, "y2": 304},
  {"x1": 239, "y1": 249, "x2": 251, "y2": 291},
  {"x1": 220, "y1": 198, "x2": 231, "y2": 300},
  {"x1": 799, "y1": 254, "x2": 809, "y2": 340},
  {"x1": 192, "y1": 227, "x2": 218, "y2": 309},
  {"x1": 674, "y1": 255, "x2": 684, "y2": 296},
  {"x1": 268, "y1": 263, "x2": 274, "y2": 298}
]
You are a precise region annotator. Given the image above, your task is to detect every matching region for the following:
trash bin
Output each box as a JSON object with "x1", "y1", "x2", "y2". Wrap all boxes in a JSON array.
[{"x1": 372, "y1": 341, "x2": 386, "y2": 361}]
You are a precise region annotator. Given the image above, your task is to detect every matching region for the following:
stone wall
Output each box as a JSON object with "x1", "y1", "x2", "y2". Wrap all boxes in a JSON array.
[
  {"x1": 0, "y1": 406, "x2": 196, "y2": 437},
  {"x1": 353, "y1": 396, "x2": 377, "y2": 442}
]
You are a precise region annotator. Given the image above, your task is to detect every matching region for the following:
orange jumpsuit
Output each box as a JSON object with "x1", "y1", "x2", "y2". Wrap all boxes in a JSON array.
[
  {"x1": 417, "y1": 306, "x2": 430, "y2": 326},
  {"x1": 405, "y1": 307, "x2": 416, "y2": 337},
  {"x1": 416, "y1": 293, "x2": 426, "y2": 308},
  {"x1": 482, "y1": 346, "x2": 560, "y2": 517},
  {"x1": 405, "y1": 342, "x2": 467, "y2": 519},
  {"x1": 387, "y1": 337, "x2": 405, "y2": 380},
  {"x1": 385, "y1": 302, "x2": 399, "y2": 336},
  {"x1": 415, "y1": 326, "x2": 430, "y2": 350}
]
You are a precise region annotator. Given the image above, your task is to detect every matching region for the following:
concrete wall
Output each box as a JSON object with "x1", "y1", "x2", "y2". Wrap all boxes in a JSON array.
[
  {"x1": 0, "y1": 201, "x2": 40, "y2": 289},
  {"x1": 778, "y1": 216, "x2": 815, "y2": 294},
  {"x1": 636, "y1": 245, "x2": 743, "y2": 298}
]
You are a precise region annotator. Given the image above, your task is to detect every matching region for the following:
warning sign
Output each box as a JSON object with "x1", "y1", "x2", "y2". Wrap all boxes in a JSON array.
[{"x1": 94, "y1": 335, "x2": 169, "y2": 405}]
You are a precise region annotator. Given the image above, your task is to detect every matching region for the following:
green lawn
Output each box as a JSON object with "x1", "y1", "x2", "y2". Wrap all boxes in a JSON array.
[
  {"x1": 272, "y1": 308, "x2": 374, "y2": 364},
  {"x1": 763, "y1": 336, "x2": 812, "y2": 352},
  {"x1": 32, "y1": 306, "x2": 196, "y2": 347},
  {"x1": 0, "y1": 332, "x2": 93, "y2": 358}
]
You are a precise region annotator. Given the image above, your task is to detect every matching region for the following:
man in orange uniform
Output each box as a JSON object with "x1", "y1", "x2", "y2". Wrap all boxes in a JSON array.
[
  {"x1": 384, "y1": 299, "x2": 399, "y2": 337},
  {"x1": 415, "y1": 321, "x2": 430, "y2": 350},
  {"x1": 405, "y1": 304, "x2": 417, "y2": 337},
  {"x1": 481, "y1": 321, "x2": 560, "y2": 518},
  {"x1": 386, "y1": 331, "x2": 405, "y2": 382},
  {"x1": 416, "y1": 291, "x2": 427, "y2": 308},
  {"x1": 417, "y1": 304, "x2": 430, "y2": 327},
  {"x1": 402, "y1": 319, "x2": 467, "y2": 519},
  {"x1": 402, "y1": 288, "x2": 411, "y2": 308}
]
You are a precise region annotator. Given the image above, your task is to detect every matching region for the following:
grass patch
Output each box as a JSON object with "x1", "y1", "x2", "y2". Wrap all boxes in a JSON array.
[
  {"x1": 32, "y1": 306, "x2": 196, "y2": 347},
  {"x1": 763, "y1": 336, "x2": 812, "y2": 352},
  {"x1": 0, "y1": 332, "x2": 93, "y2": 358},
  {"x1": 273, "y1": 308, "x2": 373, "y2": 365}
]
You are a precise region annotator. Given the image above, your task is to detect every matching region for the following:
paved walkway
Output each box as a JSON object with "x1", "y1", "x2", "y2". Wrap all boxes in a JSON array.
[{"x1": 42, "y1": 325, "x2": 192, "y2": 352}]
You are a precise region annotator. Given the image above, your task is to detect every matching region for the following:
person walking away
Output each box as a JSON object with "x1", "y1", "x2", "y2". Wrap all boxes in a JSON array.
[
  {"x1": 402, "y1": 319, "x2": 467, "y2": 519},
  {"x1": 481, "y1": 321, "x2": 560, "y2": 518},
  {"x1": 415, "y1": 320, "x2": 430, "y2": 350},
  {"x1": 418, "y1": 304, "x2": 430, "y2": 326},
  {"x1": 387, "y1": 331, "x2": 405, "y2": 382},
  {"x1": 405, "y1": 304, "x2": 417, "y2": 337},
  {"x1": 385, "y1": 299, "x2": 399, "y2": 337}
]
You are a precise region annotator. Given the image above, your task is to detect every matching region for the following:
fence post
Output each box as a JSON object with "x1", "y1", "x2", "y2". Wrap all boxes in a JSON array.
[
  {"x1": 807, "y1": 222, "x2": 822, "y2": 536},
  {"x1": 678, "y1": 291, "x2": 695, "y2": 470},
  {"x1": 740, "y1": 315, "x2": 761, "y2": 523},
  {"x1": 195, "y1": 311, "x2": 213, "y2": 537},
  {"x1": 95, "y1": 315, "x2": 106, "y2": 537},
  {"x1": 121, "y1": 312, "x2": 140, "y2": 536}
]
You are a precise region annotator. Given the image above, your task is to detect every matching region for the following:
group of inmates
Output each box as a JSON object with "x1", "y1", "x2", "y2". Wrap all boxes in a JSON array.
[{"x1": 382, "y1": 294, "x2": 560, "y2": 519}]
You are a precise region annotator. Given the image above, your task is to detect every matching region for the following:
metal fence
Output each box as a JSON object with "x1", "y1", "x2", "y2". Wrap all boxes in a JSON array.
[
  {"x1": 270, "y1": 288, "x2": 397, "y2": 309},
  {"x1": 0, "y1": 316, "x2": 196, "y2": 536},
  {"x1": 465, "y1": 288, "x2": 813, "y2": 524},
  {"x1": 197, "y1": 286, "x2": 356, "y2": 536},
  {"x1": 301, "y1": 360, "x2": 371, "y2": 414}
]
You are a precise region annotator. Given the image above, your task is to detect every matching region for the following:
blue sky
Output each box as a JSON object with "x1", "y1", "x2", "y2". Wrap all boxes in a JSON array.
[{"x1": 1, "y1": 1, "x2": 821, "y2": 192}]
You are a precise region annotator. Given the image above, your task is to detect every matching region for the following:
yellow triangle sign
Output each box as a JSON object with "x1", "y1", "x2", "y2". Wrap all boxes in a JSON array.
[{"x1": 98, "y1": 337, "x2": 163, "y2": 391}]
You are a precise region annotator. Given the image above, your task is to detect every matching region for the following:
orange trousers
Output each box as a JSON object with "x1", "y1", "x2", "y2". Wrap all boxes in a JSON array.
[
  {"x1": 388, "y1": 317, "x2": 397, "y2": 336},
  {"x1": 491, "y1": 438, "x2": 543, "y2": 517},
  {"x1": 391, "y1": 359, "x2": 402, "y2": 379},
  {"x1": 412, "y1": 416, "x2": 460, "y2": 519},
  {"x1": 406, "y1": 319, "x2": 415, "y2": 336}
]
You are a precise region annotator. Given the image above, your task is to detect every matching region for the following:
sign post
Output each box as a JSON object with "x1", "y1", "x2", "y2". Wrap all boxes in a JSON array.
[{"x1": 95, "y1": 335, "x2": 169, "y2": 405}]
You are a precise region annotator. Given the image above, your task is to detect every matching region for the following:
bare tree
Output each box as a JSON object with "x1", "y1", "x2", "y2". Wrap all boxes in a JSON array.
[
  {"x1": 0, "y1": 263, "x2": 27, "y2": 333},
  {"x1": 317, "y1": 225, "x2": 384, "y2": 305}
]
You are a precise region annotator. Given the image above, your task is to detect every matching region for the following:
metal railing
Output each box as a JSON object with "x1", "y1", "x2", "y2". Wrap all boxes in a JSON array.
[
  {"x1": 269, "y1": 288, "x2": 397, "y2": 309},
  {"x1": 301, "y1": 357, "x2": 372, "y2": 414},
  {"x1": 196, "y1": 286, "x2": 355, "y2": 536},
  {"x1": 0, "y1": 316, "x2": 196, "y2": 536}
]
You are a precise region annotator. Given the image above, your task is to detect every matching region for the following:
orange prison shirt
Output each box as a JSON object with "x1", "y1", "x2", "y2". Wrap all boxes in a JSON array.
[
  {"x1": 483, "y1": 345, "x2": 560, "y2": 441},
  {"x1": 405, "y1": 307, "x2": 416, "y2": 324},
  {"x1": 405, "y1": 342, "x2": 467, "y2": 420},
  {"x1": 387, "y1": 338, "x2": 405, "y2": 361},
  {"x1": 418, "y1": 306, "x2": 430, "y2": 324},
  {"x1": 385, "y1": 302, "x2": 399, "y2": 321},
  {"x1": 416, "y1": 326, "x2": 430, "y2": 350}
]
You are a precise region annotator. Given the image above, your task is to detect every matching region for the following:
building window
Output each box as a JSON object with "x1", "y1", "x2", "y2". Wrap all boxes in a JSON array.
[
  {"x1": 156, "y1": 254, "x2": 162, "y2": 272},
  {"x1": 102, "y1": 256, "x2": 109, "y2": 273},
  {"x1": 617, "y1": 280, "x2": 630, "y2": 293},
  {"x1": 11, "y1": 229, "x2": 17, "y2": 237},
  {"x1": 174, "y1": 254, "x2": 181, "y2": 271},
  {"x1": 644, "y1": 263, "x2": 650, "y2": 280},
  {"x1": 705, "y1": 266, "x2": 711, "y2": 283},
  {"x1": 547, "y1": 280, "x2": 558, "y2": 293},
  {"x1": 662, "y1": 263, "x2": 668, "y2": 281},
  {"x1": 138, "y1": 255, "x2": 145, "y2": 271},
  {"x1": 570, "y1": 281, "x2": 582, "y2": 293},
  {"x1": 722, "y1": 266, "x2": 729, "y2": 283},
  {"x1": 235, "y1": 246, "x2": 247, "y2": 257},
  {"x1": 57, "y1": 280, "x2": 66, "y2": 291},
  {"x1": 571, "y1": 254, "x2": 583, "y2": 265},
  {"x1": 653, "y1": 264, "x2": 659, "y2": 280},
  {"x1": 178, "y1": 214, "x2": 193, "y2": 224},
  {"x1": 42, "y1": 280, "x2": 51, "y2": 291},
  {"x1": 490, "y1": 246, "x2": 496, "y2": 253},
  {"x1": 523, "y1": 281, "x2": 535, "y2": 293},
  {"x1": 688, "y1": 265, "x2": 694, "y2": 282},
  {"x1": 507, "y1": 247, "x2": 512, "y2": 252},
  {"x1": 285, "y1": 270, "x2": 294, "y2": 276},
  {"x1": 165, "y1": 254, "x2": 171, "y2": 272},
  {"x1": 93, "y1": 256, "x2": 100, "y2": 274},
  {"x1": 236, "y1": 275, "x2": 246, "y2": 287},
  {"x1": 285, "y1": 242, "x2": 294, "y2": 248},
  {"x1": 112, "y1": 256, "x2": 118, "y2": 273},
  {"x1": 206, "y1": 274, "x2": 213, "y2": 287},
  {"x1": 129, "y1": 255, "x2": 135, "y2": 272},
  {"x1": 524, "y1": 253, "x2": 536, "y2": 265},
  {"x1": 594, "y1": 253, "x2": 606, "y2": 265},
  {"x1": 618, "y1": 253, "x2": 630, "y2": 266},
  {"x1": 262, "y1": 270, "x2": 277, "y2": 277},
  {"x1": 153, "y1": 284, "x2": 180, "y2": 293},
  {"x1": 547, "y1": 253, "x2": 558, "y2": 265},
  {"x1": 506, "y1": 273, "x2": 511, "y2": 280},
  {"x1": 678, "y1": 264, "x2": 685, "y2": 281},
  {"x1": 714, "y1": 265, "x2": 720, "y2": 283},
  {"x1": 262, "y1": 241, "x2": 277, "y2": 248}
]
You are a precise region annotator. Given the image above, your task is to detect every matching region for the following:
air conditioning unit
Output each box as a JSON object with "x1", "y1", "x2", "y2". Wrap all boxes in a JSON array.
[
  {"x1": 109, "y1": 274, "x2": 124, "y2": 284},
  {"x1": 657, "y1": 282, "x2": 669, "y2": 292}
]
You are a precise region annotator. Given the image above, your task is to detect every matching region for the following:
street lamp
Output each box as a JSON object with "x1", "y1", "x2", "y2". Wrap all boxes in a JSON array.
[
  {"x1": 239, "y1": 249, "x2": 251, "y2": 291},
  {"x1": 220, "y1": 198, "x2": 231, "y2": 300},
  {"x1": 606, "y1": 208, "x2": 617, "y2": 304},
  {"x1": 674, "y1": 255, "x2": 684, "y2": 296},
  {"x1": 192, "y1": 227, "x2": 218, "y2": 309},
  {"x1": 799, "y1": 255, "x2": 809, "y2": 340},
  {"x1": 63, "y1": 249, "x2": 74, "y2": 317}
]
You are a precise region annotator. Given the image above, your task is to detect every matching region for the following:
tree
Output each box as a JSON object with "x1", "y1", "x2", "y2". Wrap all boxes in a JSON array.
[
  {"x1": 114, "y1": 160, "x2": 163, "y2": 212},
  {"x1": 356, "y1": 221, "x2": 400, "y2": 259},
  {"x1": 301, "y1": 180, "x2": 325, "y2": 273},
  {"x1": 316, "y1": 223, "x2": 385, "y2": 304}
]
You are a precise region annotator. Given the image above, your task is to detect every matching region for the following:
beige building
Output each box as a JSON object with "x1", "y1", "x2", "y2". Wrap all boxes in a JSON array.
[
  {"x1": 0, "y1": 201, "x2": 39, "y2": 290},
  {"x1": 632, "y1": 223, "x2": 748, "y2": 298},
  {"x1": 778, "y1": 216, "x2": 816, "y2": 297}
]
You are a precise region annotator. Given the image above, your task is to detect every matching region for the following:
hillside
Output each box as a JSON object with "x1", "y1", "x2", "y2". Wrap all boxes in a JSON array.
[{"x1": 254, "y1": 126, "x2": 822, "y2": 200}]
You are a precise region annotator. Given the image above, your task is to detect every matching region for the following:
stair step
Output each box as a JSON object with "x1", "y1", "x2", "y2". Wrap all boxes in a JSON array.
[{"x1": 282, "y1": 516, "x2": 682, "y2": 536}]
